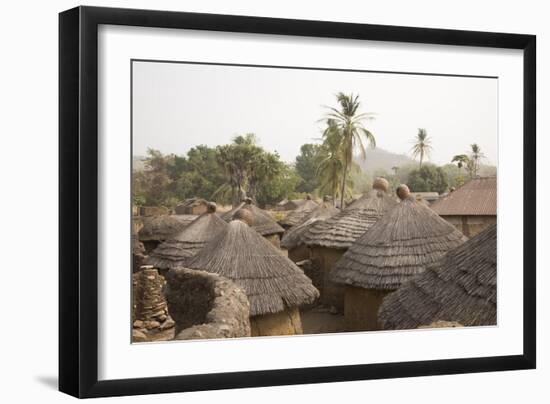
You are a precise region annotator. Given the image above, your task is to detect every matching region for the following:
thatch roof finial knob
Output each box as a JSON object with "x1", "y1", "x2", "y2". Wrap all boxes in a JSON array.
[
  {"x1": 206, "y1": 202, "x2": 217, "y2": 213},
  {"x1": 233, "y1": 208, "x2": 255, "y2": 226},
  {"x1": 306, "y1": 194, "x2": 312, "y2": 200},
  {"x1": 396, "y1": 184, "x2": 411, "y2": 200},
  {"x1": 373, "y1": 177, "x2": 389, "y2": 193}
]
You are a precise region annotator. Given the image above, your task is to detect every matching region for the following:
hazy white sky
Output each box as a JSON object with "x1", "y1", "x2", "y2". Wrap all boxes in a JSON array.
[{"x1": 132, "y1": 61, "x2": 497, "y2": 166}]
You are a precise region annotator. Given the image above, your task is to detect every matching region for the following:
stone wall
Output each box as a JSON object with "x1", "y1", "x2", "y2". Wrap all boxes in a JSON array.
[
  {"x1": 132, "y1": 266, "x2": 174, "y2": 342},
  {"x1": 165, "y1": 268, "x2": 251, "y2": 340},
  {"x1": 139, "y1": 206, "x2": 169, "y2": 216}
]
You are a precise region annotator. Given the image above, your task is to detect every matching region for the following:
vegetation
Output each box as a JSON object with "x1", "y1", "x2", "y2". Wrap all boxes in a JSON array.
[
  {"x1": 133, "y1": 92, "x2": 496, "y2": 209},
  {"x1": 323, "y1": 93, "x2": 376, "y2": 209},
  {"x1": 407, "y1": 164, "x2": 449, "y2": 194},
  {"x1": 411, "y1": 128, "x2": 432, "y2": 168}
]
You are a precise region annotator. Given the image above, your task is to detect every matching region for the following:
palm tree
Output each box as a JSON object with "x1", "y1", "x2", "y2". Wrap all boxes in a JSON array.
[
  {"x1": 317, "y1": 120, "x2": 345, "y2": 205},
  {"x1": 451, "y1": 154, "x2": 469, "y2": 174},
  {"x1": 411, "y1": 128, "x2": 432, "y2": 168},
  {"x1": 469, "y1": 143, "x2": 484, "y2": 177},
  {"x1": 324, "y1": 93, "x2": 376, "y2": 209}
]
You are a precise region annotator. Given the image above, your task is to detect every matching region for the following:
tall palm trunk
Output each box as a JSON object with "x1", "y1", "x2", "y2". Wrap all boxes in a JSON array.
[{"x1": 340, "y1": 157, "x2": 349, "y2": 210}]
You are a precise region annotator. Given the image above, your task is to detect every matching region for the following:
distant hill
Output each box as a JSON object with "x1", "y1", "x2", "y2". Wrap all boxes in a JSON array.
[{"x1": 354, "y1": 148, "x2": 416, "y2": 174}]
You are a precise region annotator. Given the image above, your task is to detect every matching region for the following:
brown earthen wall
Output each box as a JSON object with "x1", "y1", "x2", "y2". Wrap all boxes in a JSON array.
[
  {"x1": 250, "y1": 307, "x2": 303, "y2": 337},
  {"x1": 311, "y1": 247, "x2": 345, "y2": 310},
  {"x1": 344, "y1": 286, "x2": 393, "y2": 331}
]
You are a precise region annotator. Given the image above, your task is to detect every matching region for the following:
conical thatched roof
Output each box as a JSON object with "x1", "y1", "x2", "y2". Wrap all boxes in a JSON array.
[
  {"x1": 281, "y1": 198, "x2": 340, "y2": 250},
  {"x1": 146, "y1": 204, "x2": 228, "y2": 270},
  {"x1": 379, "y1": 224, "x2": 496, "y2": 329},
  {"x1": 331, "y1": 185, "x2": 467, "y2": 290},
  {"x1": 183, "y1": 218, "x2": 319, "y2": 316},
  {"x1": 138, "y1": 214, "x2": 198, "y2": 241},
  {"x1": 279, "y1": 196, "x2": 319, "y2": 228},
  {"x1": 302, "y1": 181, "x2": 398, "y2": 250},
  {"x1": 221, "y1": 199, "x2": 284, "y2": 237}
]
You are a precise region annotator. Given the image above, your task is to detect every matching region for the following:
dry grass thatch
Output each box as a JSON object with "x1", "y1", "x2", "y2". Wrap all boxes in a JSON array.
[
  {"x1": 281, "y1": 200, "x2": 340, "y2": 250},
  {"x1": 378, "y1": 224, "x2": 496, "y2": 329},
  {"x1": 221, "y1": 199, "x2": 284, "y2": 237},
  {"x1": 301, "y1": 188, "x2": 398, "y2": 249},
  {"x1": 279, "y1": 196, "x2": 320, "y2": 228},
  {"x1": 146, "y1": 208, "x2": 228, "y2": 270},
  {"x1": 184, "y1": 219, "x2": 319, "y2": 316},
  {"x1": 138, "y1": 214, "x2": 198, "y2": 241},
  {"x1": 331, "y1": 193, "x2": 467, "y2": 290}
]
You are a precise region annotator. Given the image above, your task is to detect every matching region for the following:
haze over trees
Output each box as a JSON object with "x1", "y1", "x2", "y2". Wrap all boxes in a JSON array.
[{"x1": 133, "y1": 92, "x2": 496, "y2": 209}]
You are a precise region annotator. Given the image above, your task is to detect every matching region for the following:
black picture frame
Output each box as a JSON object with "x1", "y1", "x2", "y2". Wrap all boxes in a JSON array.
[{"x1": 59, "y1": 5, "x2": 536, "y2": 398}]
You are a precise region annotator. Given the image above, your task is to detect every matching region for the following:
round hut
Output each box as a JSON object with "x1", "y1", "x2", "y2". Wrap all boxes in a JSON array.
[
  {"x1": 281, "y1": 196, "x2": 339, "y2": 263},
  {"x1": 301, "y1": 178, "x2": 398, "y2": 310},
  {"x1": 146, "y1": 203, "x2": 227, "y2": 273},
  {"x1": 378, "y1": 223, "x2": 496, "y2": 330},
  {"x1": 331, "y1": 184, "x2": 467, "y2": 331},
  {"x1": 279, "y1": 195, "x2": 319, "y2": 229},
  {"x1": 138, "y1": 214, "x2": 197, "y2": 253},
  {"x1": 183, "y1": 209, "x2": 319, "y2": 336},
  {"x1": 221, "y1": 198, "x2": 285, "y2": 248}
]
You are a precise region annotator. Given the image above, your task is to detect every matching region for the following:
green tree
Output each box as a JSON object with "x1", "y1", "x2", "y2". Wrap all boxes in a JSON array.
[
  {"x1": 317, "y1": 120, "x2": 346, "y2": 204},
  {"x1": 215, "y1": 134, "x2": 263, "y2": 206},
  {"x1": 324, "y1": 93, "x2": 376, "y2": 209},
  {"x1": 407, "y1": 164, "x2": 448, "y2": 194},
  {"x1": 411, "y1": 128, "x2": 432, "y2": 168},
  {"x1": 295, "y1": 143, "x2": 324, "y2": 193},
  {"x1": 133, "y1": 148, "x2": 174, "y2": 207}
]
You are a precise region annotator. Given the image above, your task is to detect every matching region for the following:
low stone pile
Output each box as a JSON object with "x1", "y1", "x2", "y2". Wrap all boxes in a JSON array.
[{"x1": 132, "y1": 265, "x2": 174, "y2": 342}]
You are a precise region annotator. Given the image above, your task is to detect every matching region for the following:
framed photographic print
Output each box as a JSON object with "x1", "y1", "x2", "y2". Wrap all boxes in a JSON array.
[{"x1": 59, "y1": 6, "x2": 536, "y2": 398}]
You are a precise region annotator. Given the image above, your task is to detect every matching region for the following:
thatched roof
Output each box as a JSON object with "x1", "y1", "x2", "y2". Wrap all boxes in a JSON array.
[
  {"x1": 146, "y1": 204, "x2": 227, "y2": 269},
  {"x1": 183, "y1": 218, "x2": 319, "y2": 316},
  {"x1": 281, "y1": 199, "x2": 340, "y2": 250},
  {"x1": 279, "y1": 196, "x2": 320, "y2": 228},
  {"x1": 431, "y1": 177, "x2": 496, "y2": 216},
  {"x1": 138, "y1": 214, "x2": 198, "y2": 241},
  {"x1": 331, "y1": 185, "x2": 467, "y2": 290},
  {"x1": 221, "y1": 199, "x2": 284, "y2": 236},
  {"x1": 302, "y1": 182, "x2": 398, "y2": 249},
  {"x1": 379, "y1": 224, "x2": 496, "y2": 329}
]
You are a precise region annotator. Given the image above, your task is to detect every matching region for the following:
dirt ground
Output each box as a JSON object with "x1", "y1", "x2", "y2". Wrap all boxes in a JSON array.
[{"x1": 301, "y1": 306, "x2": 346, "y2": 334}]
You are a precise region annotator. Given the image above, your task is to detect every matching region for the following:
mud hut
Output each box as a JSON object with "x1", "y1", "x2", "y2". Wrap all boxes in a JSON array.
[
  {"x1": 175, "y1": 198, "x2": 210, "y2": 215},
  {"x1": 183, "y1": 210, "x2": 319, "y2": 336},
  {"x1": 301, "y1": 178, "x2": 398, "y2": 309},
  {"x1": 221, "y1": 198, "x2": 285, "y2": 248},
  {"x1": 279, "y1": 195, "x2": 319, "y2": 229},
  {"x1": 138, "y1": 214, "x2": 197, "y2": 253},
  {"x1": 146, "y1": 203, "x2": 227, "y2": 273},
  {"x1": 331, "y1": 184, "x2": 467, "y2": 331},
  {"x1": 281, "y1": 196, "x2": 339, "y2": 263},
  {"x1": 431, "y1": 176, "x2": 497, "y2": 237},
  {"x1": 378, "y1": 223, "x2": 496, "y2": 330}
]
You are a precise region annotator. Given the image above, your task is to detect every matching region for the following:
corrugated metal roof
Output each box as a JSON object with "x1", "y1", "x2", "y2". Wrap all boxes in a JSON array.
[{"x1": 431, "y1": 177, "x2": 496, "y2": 216}]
